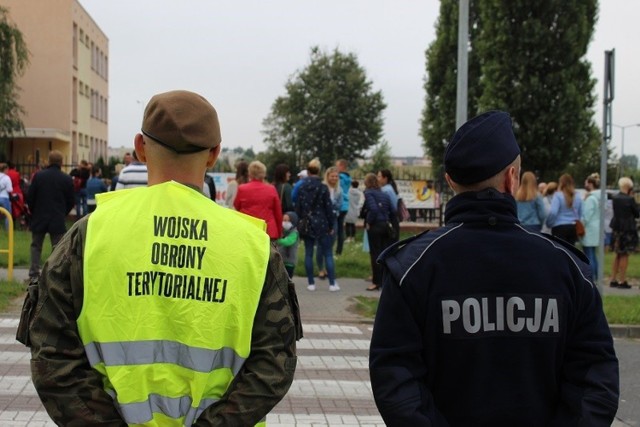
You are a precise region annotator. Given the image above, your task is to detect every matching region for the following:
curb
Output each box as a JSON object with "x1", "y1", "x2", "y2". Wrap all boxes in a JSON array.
[{"x1": 609, "y1": 324, "x2": 640, "y2": 339}]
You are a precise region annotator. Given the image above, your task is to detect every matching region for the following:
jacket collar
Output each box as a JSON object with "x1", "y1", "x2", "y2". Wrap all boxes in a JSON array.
[{"x1": 445, "y1": 188, "x2": 518, "y2": 225}]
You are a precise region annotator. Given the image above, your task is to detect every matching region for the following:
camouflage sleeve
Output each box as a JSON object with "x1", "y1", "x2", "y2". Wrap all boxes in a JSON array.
[
  {"x1": 29, "y1": 219, "x2": 126, "y2": 426},
  {"x1": 194, "y1": 245, "x2": 300, "y2": 426}
]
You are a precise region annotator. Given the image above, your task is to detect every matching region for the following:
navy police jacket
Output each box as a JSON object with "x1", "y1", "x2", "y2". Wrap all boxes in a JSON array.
[{"x1": 369, "y1": 188, "x2": 619, "y2": 426}]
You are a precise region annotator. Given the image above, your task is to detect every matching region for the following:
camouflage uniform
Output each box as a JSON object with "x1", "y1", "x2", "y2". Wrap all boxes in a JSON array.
[{"x1": 21, "y1": 215, "x2": 302, "y2": 426}]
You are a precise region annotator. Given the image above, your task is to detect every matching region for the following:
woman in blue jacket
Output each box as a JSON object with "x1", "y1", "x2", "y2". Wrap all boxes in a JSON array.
[
  {"x1": 546, "y1": 173, "x2": 582, "y2": 245},
  {"x1": 515, "y1": 171, "x2": 546, "y2": 232}
]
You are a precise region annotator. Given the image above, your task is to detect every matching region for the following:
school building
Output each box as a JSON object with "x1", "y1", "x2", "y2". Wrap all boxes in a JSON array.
[{"x1": 2, "y1": 0, "x2": 108, "y2": 172}]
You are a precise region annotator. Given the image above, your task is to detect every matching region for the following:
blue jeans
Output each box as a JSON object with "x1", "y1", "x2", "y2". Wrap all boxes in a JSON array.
[
  {"x1": 0, "y1": 197, "x2": 11, "y2": 229},
  {"x1": 336, "y1": 211, "x2": 347, "y2": 254},
  {"x1": 75, "y1": 189, "x2": 88, "y2": 218},
  {"x1": 304, "y1": 234, "x2": 336, "y2": 285},
  {"x1": 316, "y1": 218, "x2": 337, "y2": 272},
  {"x1": 583, "y1": 246, "x2": 598, "y2": 280}
]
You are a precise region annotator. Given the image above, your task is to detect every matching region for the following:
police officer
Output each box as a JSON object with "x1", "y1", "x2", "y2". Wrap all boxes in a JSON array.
[
  {"x1": 369, "y1": 111, "x2": 619, "y2": 426},
  {"x1": 24, "y1": 90, "x2": 301, "y2": 426}
]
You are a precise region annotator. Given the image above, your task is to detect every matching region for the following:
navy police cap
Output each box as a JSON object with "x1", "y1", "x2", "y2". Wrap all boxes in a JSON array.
[{"x1": 444, "y1": 110, "x2": 520, "y2": 185}]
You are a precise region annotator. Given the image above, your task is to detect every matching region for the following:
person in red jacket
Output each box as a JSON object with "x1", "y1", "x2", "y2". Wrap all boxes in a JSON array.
[
  {"x1": 6, "y1": 161, "x2": 25, "y2": 224},
  {"x1": 234, "y1": 160, "x2": 283, "y2": 240}
]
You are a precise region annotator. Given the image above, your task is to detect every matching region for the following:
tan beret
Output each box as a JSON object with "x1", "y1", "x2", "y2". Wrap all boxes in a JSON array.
[{"x1": 141, "y1": 90, "x2": 221, "y2": 154}]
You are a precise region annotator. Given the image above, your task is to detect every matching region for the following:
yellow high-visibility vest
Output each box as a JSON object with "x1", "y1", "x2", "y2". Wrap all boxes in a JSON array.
[{"x1": 78, "y1": 181, "x2": 270, "y2": 426}]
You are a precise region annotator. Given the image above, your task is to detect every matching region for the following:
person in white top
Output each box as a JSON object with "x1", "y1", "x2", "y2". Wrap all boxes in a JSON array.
[
  {"x1": 0, "y1": 163, "x2": 13, "y2": 229},
  {"x1": 114, "y1": 151, "x2": 148, "y2": 190}
]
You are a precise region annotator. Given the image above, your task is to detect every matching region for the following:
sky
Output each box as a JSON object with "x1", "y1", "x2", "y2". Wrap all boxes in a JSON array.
[{"x1": 79, "y1": 0, "x2": 640, "y2": 160}]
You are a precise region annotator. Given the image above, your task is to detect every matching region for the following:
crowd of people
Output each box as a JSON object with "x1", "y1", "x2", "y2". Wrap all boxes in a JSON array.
[
  {"x1": 225, "y1": 156, "x2": 405, "y2": 293},
  {"x1": 6, "y1": 141, "x2": 639, "y2": 292},
  {"x1": 6, "y1": 142, "x2": 411, "y2": 293},
  {"x1": 515, "y1": 170, "x2": 639, "y2": 289}
]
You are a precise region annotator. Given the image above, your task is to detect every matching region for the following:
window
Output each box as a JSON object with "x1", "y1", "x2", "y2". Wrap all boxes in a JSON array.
[
  {"x1": 79, "y1": 29, "x2": 84, "y2": 45},
  {"x1": 90, "y1": 90, "x2": 95, "y2": 117},
  {"x1": 90, "y1": 41, "x2": 95, "y2": 70},
  {"x1": 73, "y1": 23, "x2": 78, "y2": 68},
  {"x1": 72, "y1": 77, "x2": 78, "y2": 123},
  {"x1": 79, "y1": 80, "x2": 84, "y2": 95}
]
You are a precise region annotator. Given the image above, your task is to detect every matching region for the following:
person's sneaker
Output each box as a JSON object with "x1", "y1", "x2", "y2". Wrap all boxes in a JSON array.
[
  {"x1": 307, "y1": 284, "x2": 316, "y2": 291},
  {"x1": 609, "y1": 281, "x2": 619, "y2": 288},
  {"x1": 618, "y1": 282, "x2": 631, "y2": 289},
  {"x1": 329, "y1": 283, "x2": 340, "y2": 292}
]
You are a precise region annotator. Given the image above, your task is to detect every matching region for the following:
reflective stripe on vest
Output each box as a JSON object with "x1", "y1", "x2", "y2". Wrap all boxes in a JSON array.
[
  {"x1": 78, "y1": 181, "x2": 270, "y2": 426},
  {"x1": 84, "y1": 340, "x2": 246, "y2": 374},
  {"x1": 105, "y1": 393, "x2": 265, "y2": 426}
]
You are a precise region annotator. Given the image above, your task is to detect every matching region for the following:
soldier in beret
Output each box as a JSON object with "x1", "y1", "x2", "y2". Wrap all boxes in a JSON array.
[
  {"x1": 369, "y1": 111, "x2": 619, "y2": 426},
  {"x1": 22, "y1": 90, "x2": 301, "y2": 425}
]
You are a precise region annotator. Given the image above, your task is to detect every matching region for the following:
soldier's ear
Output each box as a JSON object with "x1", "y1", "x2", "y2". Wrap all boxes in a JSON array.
[
  {"x1": 206, "y1": 145, "x2": 221, "y2": 168},
  {"x1": 134, "y1": 134, "x2": 147, "y2": 163}
]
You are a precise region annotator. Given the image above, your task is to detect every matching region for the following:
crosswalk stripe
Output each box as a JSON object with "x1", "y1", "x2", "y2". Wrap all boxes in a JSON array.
[
  {"x1": 0, "y1": 352, "x2": 372, "y2": 371},
  {"x1": 0, "y1": 376, "x2": 374, "y2": 400},
  {"x1": 0, "y1": 410, "x2": 56, "y2": 426},
  {"x1": 299, "y1": 355, "x2": 368, "y2": 370},
  {"x1": 1, "y1": 335, "x2": 371, "y2": 347},
  {"x1": 302, "y1": 324, "x2": 363, "y2": 334},
  {"x1": 0, "y1": 376, "x2": 36, "y2": 396},
  {"x1": 287, "y1": 379, "x2": 373, "y2": 399},
  {"x1": 0, "y1": 320, "x2": 367, "y2": 331},
  {"x1": 0, "y1": 334, "x2": 20, "y2": 345},
  {"x1": 0, "y1": 351, "x2": 29, "y2": 364},
  {"x1": 0, "y1": 410, "x2": 384, "y2": 427},
  {"x1": 0, "y1": 318, "x2": 20, "y2": 328},
  {"x1": 297, "y1": 338, "x2": 370, "y2": 350},
  {"x1": 268, "y1": 413, "x2": 384, "y2": 426}
]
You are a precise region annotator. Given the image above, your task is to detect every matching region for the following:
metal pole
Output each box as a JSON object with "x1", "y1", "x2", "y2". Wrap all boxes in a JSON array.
[
  {"x1": 621, "y1": 127, "x2": 625, "y2": 172},
  {"x1": 456, "y1": 0, "x2": 469, "y2": 129},
  {"x1": 599, "y1": 50, "x2": 615, "y2": 294},
  {"x1": 618, "y1": 127, "x2": 625, "y2": 181}
]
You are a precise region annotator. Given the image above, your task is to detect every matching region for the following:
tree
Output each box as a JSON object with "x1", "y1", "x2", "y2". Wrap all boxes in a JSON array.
[
  {"x1": 421, "y1": 1, "x2": 601, "y2": 182},
  {"x1": 256, "y1": 148, "x2": 298, "y2": 182},
  {"x1": 365, "y1": 140, "x2": 392, "y2": 174},
  {"x1": 263, "y1": 46, "x2": 386, "y2": 170},
  {"x1": 620, "y1": 154, "x2": 638, "y2": 175},
  {"x1": 476, "y1": 0, "x2": 600, "y2": 181},
  {"x1": 0, "y1": 6, "x2": 29, "y2": 140}
]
